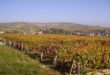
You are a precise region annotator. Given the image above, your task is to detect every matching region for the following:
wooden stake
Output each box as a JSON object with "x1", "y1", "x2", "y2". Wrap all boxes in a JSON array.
[
  {"x1": 77, "y1": 61, "x2": 80, "y2": 75},
  {"x1": 53, "y1": 55, "x2": 57, "y2": 67},
  {"x1": 69, "y1": 59, "x2": 74, "y2": 75},
  {"x1": 21, "y1": 43, "x2": 24, "y2": 51},
  {"x1": 40, "y1": 52, "x2": 44, "y2": 62}
]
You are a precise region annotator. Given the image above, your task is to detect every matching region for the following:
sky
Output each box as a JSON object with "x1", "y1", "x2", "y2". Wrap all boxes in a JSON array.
[{"x1": 0, "y1": 0, "x2": 110, "y2": 27}]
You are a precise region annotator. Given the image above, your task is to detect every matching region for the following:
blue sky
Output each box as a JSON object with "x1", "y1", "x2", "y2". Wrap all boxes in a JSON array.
[{"x1": 0, "y1": 0, "x2": 110, "y2": 27}]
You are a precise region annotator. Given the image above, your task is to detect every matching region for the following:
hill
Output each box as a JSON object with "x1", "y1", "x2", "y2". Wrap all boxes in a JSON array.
[
  {"x1": 0, "y1": 22, "x2": 39, "y2": 33},
  {"x1": 0, "y1": 22, "x2": 110, "y2": 34}
]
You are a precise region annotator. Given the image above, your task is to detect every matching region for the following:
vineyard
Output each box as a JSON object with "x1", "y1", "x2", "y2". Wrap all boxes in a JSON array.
[{"x1": 0, "y1": 34, "x2": 110, "y2": 75}]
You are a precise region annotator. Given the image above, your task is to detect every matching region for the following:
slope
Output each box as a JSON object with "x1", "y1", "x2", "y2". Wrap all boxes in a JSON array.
[{"x1": 0, "y1": 45, "x2": 61, "y2": 75}]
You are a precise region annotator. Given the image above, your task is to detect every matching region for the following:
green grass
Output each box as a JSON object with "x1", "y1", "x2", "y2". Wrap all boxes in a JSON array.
[{"x1": 0, "y1": 45, "x2": 61, "y2": 75}]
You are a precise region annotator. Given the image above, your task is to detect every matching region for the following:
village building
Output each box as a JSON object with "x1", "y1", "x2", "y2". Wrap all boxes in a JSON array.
[
  {"x1": 32, "y1": 31, "x2": 43, "y2": 34},
  {"x1": 0, "y1": 38, "x2": 5, "y2": 45},
  {"x1": 0, "y1": 31, "x2": 4, "y2": 34}
]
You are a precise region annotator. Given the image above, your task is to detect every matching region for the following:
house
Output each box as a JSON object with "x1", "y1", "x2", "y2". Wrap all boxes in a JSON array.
[
  {"x1": 0, "y1": 31, "x2": 4, "y2": 34},
  {"x1": 85, "y1": 33, "x2": 95, "y2": 36},
  {"x1": 23, "y1": 32, "x2": 26, "y2": 35},
  {"x1": 0, "y1": 38, "x2": 4, "y2": 45},
  {"x1": 33, "y1": 31, "x2": 43, "y2": 34},
  {"x1": 106, "y1": 33, "x2": 110, "y2": 37}
]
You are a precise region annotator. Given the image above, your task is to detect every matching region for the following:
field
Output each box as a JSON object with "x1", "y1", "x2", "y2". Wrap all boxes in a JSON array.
[
  {"x1": 0, "y1": 34, "x2": 110, "y2": 75},
  {"x1": 0, "y1": 45, "x2": 61, "y2": 75}
]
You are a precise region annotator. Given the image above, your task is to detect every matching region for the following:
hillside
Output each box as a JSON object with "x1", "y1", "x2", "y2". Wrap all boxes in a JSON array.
[
  {"x1": 0, "y1": 22, "x2": 110, "y2": 34},
  {"x1": 0, "y1": 45, "x2": 61, "y2": 75},
  {"x1": 41, "y1": 23, "x2": 110, "y2": 33},
  {"x1": 0, "y1": 22, "x2": 40, "y2": 33}
]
